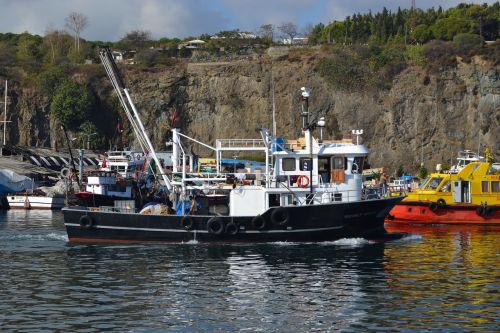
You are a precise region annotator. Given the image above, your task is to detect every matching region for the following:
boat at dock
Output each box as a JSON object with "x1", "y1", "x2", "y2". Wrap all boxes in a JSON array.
[
  {"x1": 6, "y1": 192, "x2": 66, "y2": 210},
  {"x1": 61, "y1": 47, "x2": 404, "y2": 244},
  {"x1": 386, "y1": 150, "x2": 499, "y2": 225}
]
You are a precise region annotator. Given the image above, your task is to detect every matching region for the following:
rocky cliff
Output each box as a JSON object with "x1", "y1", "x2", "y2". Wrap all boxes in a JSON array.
[{"x1": 5, "y1": 52, "x2": 500, "y2": 173}]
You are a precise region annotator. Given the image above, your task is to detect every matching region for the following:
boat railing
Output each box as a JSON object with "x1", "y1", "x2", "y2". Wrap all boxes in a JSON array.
[{"x1": 216, "y1": 139, "x2": 266, "y2": 150}]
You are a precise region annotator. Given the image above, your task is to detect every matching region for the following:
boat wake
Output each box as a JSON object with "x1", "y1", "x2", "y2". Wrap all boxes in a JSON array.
[{"x1": 0, "y1": 232, "x2": 68, "y2": 242}]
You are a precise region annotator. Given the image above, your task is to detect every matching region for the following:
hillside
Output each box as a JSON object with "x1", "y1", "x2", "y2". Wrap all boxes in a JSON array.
[{"x1": 3, "y1": 46, "x2": 499, "y2": 174}]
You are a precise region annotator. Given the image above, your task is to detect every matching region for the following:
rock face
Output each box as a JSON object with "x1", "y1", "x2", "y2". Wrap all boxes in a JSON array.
[{"x1": 7, "y1": 54, "x2": 500, "y2": 173}]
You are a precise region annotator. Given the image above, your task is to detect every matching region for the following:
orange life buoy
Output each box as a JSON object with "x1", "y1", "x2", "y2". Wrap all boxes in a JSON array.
[{"x1": 297, "y1": 175, "x2": 310, "y2": 188}]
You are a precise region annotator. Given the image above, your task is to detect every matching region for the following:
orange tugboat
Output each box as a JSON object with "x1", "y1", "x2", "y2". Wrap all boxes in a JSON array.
[{"x1": 386, "y1": 150, "x2": 499, "y2": 225}]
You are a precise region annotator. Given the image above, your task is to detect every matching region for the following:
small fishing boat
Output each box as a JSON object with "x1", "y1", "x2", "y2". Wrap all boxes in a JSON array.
[
  {"x1": 7, "y1": 191, "x2": 66, "y2": 210},
  {"x1": 73, "y1": 171, "x2": 137, "y2": 207},
  {"x1": 61, "y1": 47, "x2": 404, "y2": 243},
  {"x1": 386, "y1": 149, "x2": 499, "y2": 225}
]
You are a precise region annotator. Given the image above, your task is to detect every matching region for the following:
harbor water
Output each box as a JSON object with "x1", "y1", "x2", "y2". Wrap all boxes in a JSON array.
[{"x1": 0, "y1": 210, "x2": 498, "y2": 332}]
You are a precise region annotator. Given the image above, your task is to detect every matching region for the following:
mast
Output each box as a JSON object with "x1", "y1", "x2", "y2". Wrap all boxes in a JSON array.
[
  {"x1": 99, "y1": 47, "x2": 172, "y2": 190},
  {"x1": 3, "y1": 80, "x2": 6, "y2": 145}
]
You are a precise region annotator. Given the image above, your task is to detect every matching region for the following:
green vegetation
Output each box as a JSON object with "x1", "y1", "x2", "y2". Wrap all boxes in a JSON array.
[{"x1": 50, "y1": 80, "x2": 93, "y2": 130}]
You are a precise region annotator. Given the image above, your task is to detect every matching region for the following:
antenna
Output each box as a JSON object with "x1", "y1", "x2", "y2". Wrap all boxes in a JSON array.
[
  {"x1": 271, "y1": 69, "x2": 276, "y2": 137},
  {"x1": 351, "y1": 129, "x2": 364, "y2": 145}
]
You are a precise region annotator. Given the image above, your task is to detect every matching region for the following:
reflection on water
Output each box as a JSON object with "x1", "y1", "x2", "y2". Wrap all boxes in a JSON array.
[{"x1": 0, "y1": 212, "x2": 498, "y2": 332}]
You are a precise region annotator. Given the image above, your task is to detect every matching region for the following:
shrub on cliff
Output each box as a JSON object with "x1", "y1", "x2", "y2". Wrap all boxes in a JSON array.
[
  {"x1": 316, "y1": 48, "x2": 373, "y2": 91},
  {"x1": 50, "y1": 80, "x2": 93, "y2": 130}
]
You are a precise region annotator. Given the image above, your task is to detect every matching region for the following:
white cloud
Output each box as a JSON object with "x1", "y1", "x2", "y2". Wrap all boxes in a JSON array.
[{"x1": 0, "y1": 0, "x2": 497, "y2": 40}]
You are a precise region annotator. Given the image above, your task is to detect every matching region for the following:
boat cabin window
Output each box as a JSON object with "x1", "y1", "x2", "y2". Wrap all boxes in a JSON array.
[
  {"x1": 439, "y1": 181, "x2": 451, "y2": 192},
  {"x1": 424, "y1": 177, "x2": 443, "y2": 190},
  {"x1": 318, "y1": 157, "x2": 330, "y2": 183},
  {"x1": 419, "y1": 177, "x2": 430, "y2": 189},
  {"x1": 299, "y1": 158, "x2": 312, "y2": 171},
  {"x1": 492, "y1": 181, "x2": 499, "y2": 193},
  {"x1": 281, "y1": 194, "x2": 294, "y2": 206},
  {"x1": 332, "y1": 156, "x2": 346, "y2": 170},
  {"x1": 282, "y1": 158, "x2": 296, "y2": 171},
  {"x1": 269, "y1": 193, "x2": 280, "y2": 207},
  {"x1": 481, "y1": 181, "x2": 489, "y2": 193}
]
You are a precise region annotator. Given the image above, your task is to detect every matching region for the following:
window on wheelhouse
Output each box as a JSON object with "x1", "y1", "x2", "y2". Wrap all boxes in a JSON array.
[
  {"x1": 331, "y1": 156, "x2": 346, "y2": 183},
  {"x1": 419, "y1": 177, "x2": 430, "y2": 189},
  {"x1": 318, "y1": 157, "x2": 330, "y2": 183},
  {"x1": 439, "y1": 181, "x2": 451, "y2": 192},
  {"x1": 332, "y1": 156, "x2": 344, "y2": 170},
  {"x1": 424, "y1": 177, "x2": 443, "y2": 190},
  {"x1": 282, "y1": 158, "x2": 296, "y2": 171},
  {"x1": 269, "y1": 194, "x2": 280, "y2": 207},
  {"x1": 299, "y1": 158, "x2": 312, "y2": 171},
  {"x1": 481, "y1": 181, "x2": 489, "y2": 192}
]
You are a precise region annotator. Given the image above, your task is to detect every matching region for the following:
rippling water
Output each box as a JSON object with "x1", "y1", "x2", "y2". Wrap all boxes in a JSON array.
[{"x1": 0, "y1": 210, "x2": 498, "y2": 332}]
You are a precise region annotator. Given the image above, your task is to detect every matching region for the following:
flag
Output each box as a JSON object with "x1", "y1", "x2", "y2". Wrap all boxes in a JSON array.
[{"x1": 170, "y1": 110, "x2": 177, "y2": 127}]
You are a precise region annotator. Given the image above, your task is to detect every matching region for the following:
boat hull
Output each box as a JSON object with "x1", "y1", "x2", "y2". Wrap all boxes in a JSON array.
[
  {"x1": 7, "y1": 195, "x2": 66, "y2": 210},
  {"x1": 387, "y1": 201, "x2": 499, "y2": 225},
  {"x1": 62, "y1": 197, "x2": 404, "y2": 243}
]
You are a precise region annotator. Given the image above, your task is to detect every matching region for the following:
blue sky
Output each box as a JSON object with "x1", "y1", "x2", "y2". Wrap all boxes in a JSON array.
[{"x1": 0, "y1": 0, "x2": 496, "y2": 41}]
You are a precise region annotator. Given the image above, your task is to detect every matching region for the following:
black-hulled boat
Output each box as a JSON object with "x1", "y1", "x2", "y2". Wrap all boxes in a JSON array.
[{"x1": 62, "y1": 47, "x2": 404, "y2": 243}]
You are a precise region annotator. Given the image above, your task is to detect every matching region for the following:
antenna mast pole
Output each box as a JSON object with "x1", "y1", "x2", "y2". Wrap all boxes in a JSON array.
[{"x1": 3, "y1": 80, "x2": 6, "y2": 145}]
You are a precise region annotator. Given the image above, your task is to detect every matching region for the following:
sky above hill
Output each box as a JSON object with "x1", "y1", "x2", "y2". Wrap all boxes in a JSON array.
[{"x1": 0, "y1": 0, "x2": 496, "y2": 41}]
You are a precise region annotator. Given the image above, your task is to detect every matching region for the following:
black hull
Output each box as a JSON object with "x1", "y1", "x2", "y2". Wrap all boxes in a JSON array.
[{"x1": 62, "y1": 197, "x2": 404, "y2": 243}]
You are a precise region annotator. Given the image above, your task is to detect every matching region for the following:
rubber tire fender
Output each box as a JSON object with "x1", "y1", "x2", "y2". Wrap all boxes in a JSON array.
[
  {"x1": 181, "y1": 216, "x2": 194, "y2": 230},
  {"x1": 251, "y1": 215, "x2": 266, "y2": 230},
  {"x1": 271, "y1": 207, "x2": 290, "y2": 226},
  {"x1": 429, "y1": 202, "x2": 438, "y2": 212},
  {"x1": 476, "y1": 206, "x2": 485, "y2": 217},
  {"x1": 225, "y1": 222, "x2": 239, "y2": 235},
  {"x1": 437, "y1": 199, "x2": 446, "y2": 208},
  {"x1": 79, "y1": 215, "x2": 94, "y2": 229},
  {"x1": 207, "y1": 217, "x2": 225, "y2": 235},
  {"x1": 484, "y1": 206, "x2": 493, "y2": 216}
]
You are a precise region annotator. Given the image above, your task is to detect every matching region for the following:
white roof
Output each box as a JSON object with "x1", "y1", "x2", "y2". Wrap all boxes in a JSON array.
[{"x1": 188, "y1": 39, "x2": 206, "y2": 44}]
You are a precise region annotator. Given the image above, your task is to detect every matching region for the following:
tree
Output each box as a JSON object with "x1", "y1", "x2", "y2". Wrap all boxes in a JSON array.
[
  {"x1": 431, "y1": 16, "x2": 474, "y2": 40},
  {"x1": 16, "y1": 32, "x2": 42, "y2": 62},
  {"x1": 44, "y1": 26, "x2": 72, "y2": 63},
  {"x1": 117, "y1": 30, "x2": 152, "y2": 50},
  {"x1": 51, "y1": 80, "x2": 93, "y2": 130},
  {"x1": 418, "y1": 165, "x2": 428, "y2": 179},
  {"x1": 65, "y1": 12, "x2": 88, "y2": 52},
  {"x1": 412, "y1": 24, "x2": 432, "y2": 44},
  {"x1": 278, "y1": 22, "x2": 298, "y2": 44},
  {"x1": 259, "y1": 24, "x2": 275, "y2": 42}
]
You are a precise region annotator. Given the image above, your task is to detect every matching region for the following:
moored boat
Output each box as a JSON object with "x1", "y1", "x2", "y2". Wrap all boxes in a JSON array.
[
  {"x1": 7, "y1": 192, "x2": 66, "y2": 210},
  {"x1": 386, "y1": 150, "x2": 499, "y2": 225}
]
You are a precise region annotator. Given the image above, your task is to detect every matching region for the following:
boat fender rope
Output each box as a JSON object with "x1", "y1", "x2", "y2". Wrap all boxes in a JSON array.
[
  {"x1": 271, "y1": 207, "x2": 290, "y2": 226},
  {"x1": 207, "y1": 217, "x2": 225, "y2": 235},
  {"x1": 251, "y1": 215, "x2": 266, "y2": 230},
  {"x1": 225, "y1": 222, "x2": 239, "y2": 235},
  {"x1": 429, "y1": 202, "x2": 438, "y2": 212},
  {"x1": 79, "y1": 215, "x2": 94, "y2": 229},
  {"x1": 297, "y1": 175, "x2": 310, "y2": 188},
  {"x1": 181, "y1": 216, "x2": 194, "y2": 230}
]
